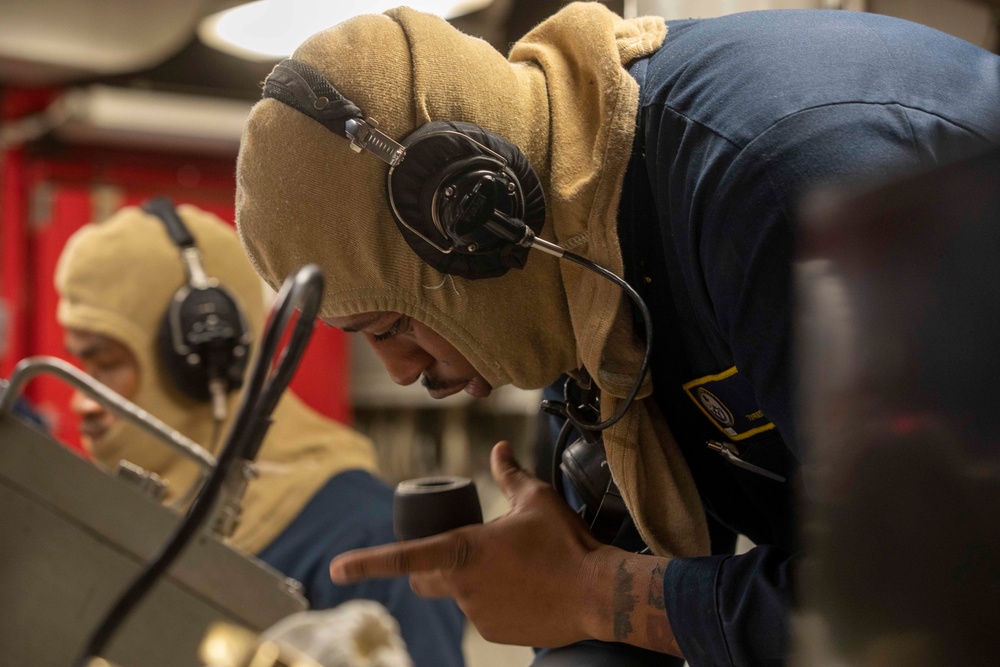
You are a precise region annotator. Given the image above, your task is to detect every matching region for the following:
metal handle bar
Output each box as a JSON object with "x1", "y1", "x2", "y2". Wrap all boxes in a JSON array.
[{"x1": 0, "y1": 356, "x2": 216, "y2": 471}]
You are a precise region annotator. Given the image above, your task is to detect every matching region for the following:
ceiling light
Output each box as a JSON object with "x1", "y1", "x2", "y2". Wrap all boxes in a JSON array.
[{"x1": 199, "y1": 0, "x2": 494, "y2": 61}]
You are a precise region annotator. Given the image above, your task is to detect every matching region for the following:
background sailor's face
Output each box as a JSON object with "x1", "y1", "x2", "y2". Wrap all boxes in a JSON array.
[
  {"x1": 323, "y1": 311, "x2": 493, "y2": 400},
  {"x1": 64, "y1": 329, "x2": 139, "y2": 446}
]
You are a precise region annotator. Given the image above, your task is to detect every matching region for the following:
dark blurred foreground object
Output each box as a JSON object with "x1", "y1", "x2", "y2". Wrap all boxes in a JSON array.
[{"x1": 794, "y1": 147, "x2": 1000, "y2": 666}]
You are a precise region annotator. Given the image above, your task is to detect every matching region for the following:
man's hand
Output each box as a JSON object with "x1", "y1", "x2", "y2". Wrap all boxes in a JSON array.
[{"x1": 329, "y1": 441, "x2": 681, "y2": 655}]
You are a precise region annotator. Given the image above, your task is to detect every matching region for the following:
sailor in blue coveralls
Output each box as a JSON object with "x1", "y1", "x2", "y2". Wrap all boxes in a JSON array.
[
  {"x1": 237, "y1": 7, "x2": 1000, "y2": 667},
  {"x1": 542, "y1": 9, "x2": 1000, "y2": 667}
]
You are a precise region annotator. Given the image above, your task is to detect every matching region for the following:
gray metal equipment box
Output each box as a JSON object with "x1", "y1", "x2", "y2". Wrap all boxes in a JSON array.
[{"x1": 0, "y1": 414, "x2": 307, "y2": 667}]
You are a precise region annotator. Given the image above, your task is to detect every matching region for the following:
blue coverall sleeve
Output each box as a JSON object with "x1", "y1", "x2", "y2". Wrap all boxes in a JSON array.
[
  {"x1": 665, "y1": 548, "x2": 793, "y2": 667},
  {"x1": 256, "y1": 470, "x2": 467, "y2": 667}
]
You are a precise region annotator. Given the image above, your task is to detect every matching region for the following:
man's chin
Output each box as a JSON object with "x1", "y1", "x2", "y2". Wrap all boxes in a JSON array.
[{"x1": 462, "y1": 376, "x2": 492, "y2": 399}]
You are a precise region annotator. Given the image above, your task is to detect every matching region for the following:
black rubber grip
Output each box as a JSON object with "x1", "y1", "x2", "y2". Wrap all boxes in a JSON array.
[{"x1": 392, "y1": 476, "x2": 484, "y2": 541}]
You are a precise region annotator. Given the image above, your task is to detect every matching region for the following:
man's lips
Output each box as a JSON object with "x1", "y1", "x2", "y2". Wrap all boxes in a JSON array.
[{"x1": 423, "y1": 376, "x2": 493, "y2": 399}]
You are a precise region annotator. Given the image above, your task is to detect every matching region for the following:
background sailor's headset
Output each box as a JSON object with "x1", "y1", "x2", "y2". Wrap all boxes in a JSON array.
[
  {"x1": 141, "y1": 196, "x2": 252, "y2": 426},
  {"x1": 263, "y1": 59, "x2": 653, "y2": 542}
]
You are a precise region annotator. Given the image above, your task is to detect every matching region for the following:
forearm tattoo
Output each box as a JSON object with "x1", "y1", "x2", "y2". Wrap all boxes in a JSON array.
[
  {"x1": 613, "y1": 559, "x2": 636, "y2": 641},
  {"x1": 647, "y1": 562, "x2": 666, "y2": 610}
]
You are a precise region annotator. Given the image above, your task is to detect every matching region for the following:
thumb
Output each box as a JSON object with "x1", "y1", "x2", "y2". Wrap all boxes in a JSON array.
[{"x1": 491, "y1": 440, "x2": 534, "y2": 504}]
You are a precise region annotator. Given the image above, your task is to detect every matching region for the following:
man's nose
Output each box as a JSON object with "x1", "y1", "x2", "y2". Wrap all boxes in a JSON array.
[
  {"x1": 368, "y1": 340, "x2": 431, "y2": 387},
  {"x1": 70, "y1": 390, "x2": 106, "y2": 419}
]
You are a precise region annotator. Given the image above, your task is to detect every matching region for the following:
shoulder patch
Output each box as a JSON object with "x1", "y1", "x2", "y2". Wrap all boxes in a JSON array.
[{"x1": 682, "y1": 366, "x2": 774, "y2": 440}]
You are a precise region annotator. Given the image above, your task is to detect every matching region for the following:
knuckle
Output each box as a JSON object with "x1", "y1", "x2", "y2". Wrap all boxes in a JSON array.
[
  {"x1": 386, "y1": 550, "x2": 411, "y2": 574},
  {"x1": 447, "y1": 532, "x2": 478, "y2": 569},
  {"x1": 506, "y1": 465, "x2": 530, "y2": 485}
]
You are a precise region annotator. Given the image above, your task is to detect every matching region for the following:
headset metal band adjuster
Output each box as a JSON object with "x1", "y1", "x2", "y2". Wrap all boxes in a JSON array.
[{"x1": 345, "y1": 117, "x2": 405, "y2": 167}]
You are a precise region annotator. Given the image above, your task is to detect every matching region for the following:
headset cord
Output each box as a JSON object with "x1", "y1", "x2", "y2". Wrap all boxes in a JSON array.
[
  {"x1": 72, "y1": 265, "x2": 324, "y2": 667},
  {"x1": 550, "y1": 418, "x2": 576, "y2": 496},
  {"x1": 208, "y1": 376, "x2": 228, "y2": 424},
  {"x1": 529, "y1": 234, "x2": 653, "y2": 433},
  {"x1": 559, "y1": 250, "x2": 653, "y2": 431}
]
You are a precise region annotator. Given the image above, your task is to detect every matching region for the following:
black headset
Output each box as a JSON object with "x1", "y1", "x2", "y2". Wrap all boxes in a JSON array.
[
  {"x1": 262, "y1": 59, "x2": 550, "y2": 281},
  {"x1": 262, "y1": 59, "x2": 652, "y2": 543},
  {"x1": 141, "y1": 197, "x2": 252, "y2": 421}
]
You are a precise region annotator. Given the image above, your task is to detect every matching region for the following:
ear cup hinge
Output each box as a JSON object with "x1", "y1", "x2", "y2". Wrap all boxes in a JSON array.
[
  {"x1": 345, "y1": 117, "x2": 405, "y2": 167},
  {"x1": 179, "y1": 246, "x2": 212, "y2": 289}
]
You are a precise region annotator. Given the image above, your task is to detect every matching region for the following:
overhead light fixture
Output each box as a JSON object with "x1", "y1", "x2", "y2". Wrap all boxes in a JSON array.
[
  {"x1": 199, "y1": 0, "x2": 494, "y2": 61},
  {"x1": 38, "y1": 85, "x2": 252, "y2": 155}
]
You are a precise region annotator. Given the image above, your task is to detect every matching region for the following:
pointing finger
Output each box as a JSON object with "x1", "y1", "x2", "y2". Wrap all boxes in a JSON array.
[{"x1": 330, "y1": 530, "x2": 476, "y2": 584}]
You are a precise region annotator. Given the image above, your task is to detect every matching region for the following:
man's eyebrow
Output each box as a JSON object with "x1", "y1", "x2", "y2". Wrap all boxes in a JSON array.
[{"x1": 338, "y1": 313, "x2": 387, "y2": 333}]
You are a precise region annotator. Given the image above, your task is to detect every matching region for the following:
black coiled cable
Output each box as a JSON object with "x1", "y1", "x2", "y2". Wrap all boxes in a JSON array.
[{"x1": 73, "y1": 264, "x2": 324, "y2": 667}]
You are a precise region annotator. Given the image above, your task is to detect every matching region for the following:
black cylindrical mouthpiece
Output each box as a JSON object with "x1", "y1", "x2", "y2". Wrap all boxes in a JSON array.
[{"x1": 392, "y1": 476, "x2": 484, "y2": 541}]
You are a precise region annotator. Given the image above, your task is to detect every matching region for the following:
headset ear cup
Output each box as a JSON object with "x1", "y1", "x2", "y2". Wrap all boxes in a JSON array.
[
  {"x1": 157, "y1": 286, "x2": 251, "y2": 403},
  {"x1": 387, "y1": 120, "x2": 546, "y2": 280},
  {"x1": 158, "y1": 300, "x2": 209, "y2": 401}
]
